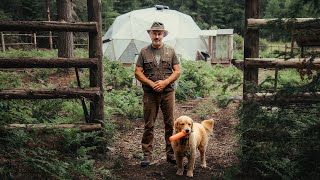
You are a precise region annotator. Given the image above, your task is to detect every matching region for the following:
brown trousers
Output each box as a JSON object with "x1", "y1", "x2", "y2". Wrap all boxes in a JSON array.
[{"x1": 141, "y1": 91, "x2": 175, "y2": 160}]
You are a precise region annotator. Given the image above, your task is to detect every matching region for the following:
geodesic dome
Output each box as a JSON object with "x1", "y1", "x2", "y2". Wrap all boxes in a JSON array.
[{"x1": 102, "y1": 5, "x2": 207, "y2": 63}]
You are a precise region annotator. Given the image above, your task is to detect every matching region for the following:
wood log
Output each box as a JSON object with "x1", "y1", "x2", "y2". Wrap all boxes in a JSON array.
[
  {"x1": 245, "y1": 58, "x2": 320, "y2": 69},
  {"x1": 5, "y1": 123, "x2": 102, "y2": 132},
  {"x1": 0, "y1": 88, "x2": 100, "y2": 99},
  {"x1": 3, "y1": 34, "x2": 33, "y2": 36},
  {"x1": 0, "y1": 21, "x2": 97, "y2": 32},
  {"x1": 246, "y1": 92, "x2": 320, "y2": 104},
  {"x1": 247, "y1": 18, "x2": 320, "y2": 29},
  {"x1": 181, "y1": 105, "x2": 194, "y2": 108},
  {"x1": 1, "y1": 32, "x2": 5, "y2": 52},
  {"x1": 244, "y1": 0, "x2": 259, "y2": 95},
  {"x1": 5, "y1": 43, "x2": 34, "y2": 45},
  {"x1": 0, "y1": 57, "x2": 98, "y2": 68},
  {"x1": 231, "y1": 59, "x2": 244, "y2": 71},
  {"x1": 88, "y1": 0, "x2": 104, "y2": 122}
]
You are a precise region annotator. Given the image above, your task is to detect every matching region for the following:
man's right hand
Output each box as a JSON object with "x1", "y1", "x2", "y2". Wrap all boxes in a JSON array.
[{"x1": 151, "y1": 81, "x2": 163, "y2": 92}]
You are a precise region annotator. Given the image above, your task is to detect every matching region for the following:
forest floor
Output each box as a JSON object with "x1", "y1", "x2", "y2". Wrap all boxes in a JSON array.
[{"x1": 99, "y1": 98, "x2": 241, "y2": 180}]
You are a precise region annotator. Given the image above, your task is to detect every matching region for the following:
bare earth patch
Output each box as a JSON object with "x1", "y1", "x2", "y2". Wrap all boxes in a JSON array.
[{"x1": 101, "y1": 99, "x2": 240, "y2": 180}]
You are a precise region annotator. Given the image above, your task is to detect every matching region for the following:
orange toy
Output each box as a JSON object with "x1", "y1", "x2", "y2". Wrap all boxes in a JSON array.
[{"x1": 169, "y1": 132, "x2": 188, "y2": 142}]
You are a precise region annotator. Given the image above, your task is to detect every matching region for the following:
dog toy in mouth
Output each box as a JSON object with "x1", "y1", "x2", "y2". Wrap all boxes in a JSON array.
[{"x1": 169, "y1": 131, "x2": 188, "y2": 142}]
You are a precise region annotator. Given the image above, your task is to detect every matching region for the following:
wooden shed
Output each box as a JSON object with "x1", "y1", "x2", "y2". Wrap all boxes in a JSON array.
[{"x1": 200, "y1": 29, "x2": 234, "y2": 64}]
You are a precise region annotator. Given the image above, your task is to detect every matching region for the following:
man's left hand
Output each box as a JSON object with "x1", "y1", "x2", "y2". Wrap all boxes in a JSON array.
[{"x1": 153, "y1": 80, "x2": 168, "y2": 92}]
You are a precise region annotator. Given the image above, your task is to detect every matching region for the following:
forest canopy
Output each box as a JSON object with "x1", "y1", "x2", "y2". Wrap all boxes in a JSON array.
[{"x1": 0, "y1": 0, "x2": 319, "y2": 40}]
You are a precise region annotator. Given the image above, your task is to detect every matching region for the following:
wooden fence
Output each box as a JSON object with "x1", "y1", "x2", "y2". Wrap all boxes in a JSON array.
[
  {"x1": 0, "y1": 0, "x2": 104, "y2": 131},
  {"x1": 0, "y1": 32, "x2": 88, "y2": 51},
  {"x1": 241, "y1": 0, "x2": 320, "y2": 104}
]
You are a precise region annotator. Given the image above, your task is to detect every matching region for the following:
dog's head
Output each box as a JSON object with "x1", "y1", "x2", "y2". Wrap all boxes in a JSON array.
[{"x1": 174, "y1": 116, "x2": 193, "y2": 134}]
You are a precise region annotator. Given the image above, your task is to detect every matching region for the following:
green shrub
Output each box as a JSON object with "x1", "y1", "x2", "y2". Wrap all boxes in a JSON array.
[
  {"x1": 176, "y1": 61, "x2": 216, "y2": 100},
  {"x1": 211, "y1": 64, "x2": 242, "y2": 95},
  {"x1": 259, "y1": 38, "x2": 269, "y2": 52},
  {"x1": 0, "y1": 100, "x2": 37, "y2": 124},
  {"x1": 236, "y1": 103, "x2": 320, "y2": 179},
  {"x1": 233, "y1": 34, "x2": 244, "y2": 60},
  {"x1": 0, "y1": 10, "x2": 11, "y2": 20},
  {"x1": 0, "y1": 129, "x2": 113, "y2": 179},
  {"x1": 0, "y1": 71, "x2": 22, "y2": 89},
  {"x1": 278, "y1": 69, "x2": 308, "y2": 88},
  {"x1": 215, "y1": 94, "x2": 234, "y2": 108},
  {"x1": 0, "y1": 49, "x2": 57, "y2": 58},
  {"x1": 104, "y1": 87, "x2": 143, "y2": 120},
  {"x1": 233, "y1": 33, "x2": 244, "y2": 50},
  {"x1": 104, "y1": 59, "x2": 134, "y2": 89}
]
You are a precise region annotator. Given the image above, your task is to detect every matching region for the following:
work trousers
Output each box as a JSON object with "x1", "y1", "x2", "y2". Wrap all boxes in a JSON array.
[{"x1": 141, "y1": 91, "x2": 175, "y2": 160}]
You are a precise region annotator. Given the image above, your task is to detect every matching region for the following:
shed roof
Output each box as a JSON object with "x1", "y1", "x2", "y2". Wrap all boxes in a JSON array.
[{"x1": 200, "y1": 29, "x2": 234, "y2": 37}]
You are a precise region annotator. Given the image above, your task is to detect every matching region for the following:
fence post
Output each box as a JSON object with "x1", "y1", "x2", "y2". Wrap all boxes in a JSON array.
[
  {"x1": 284, "y1": 44, "x2": 287, "y2": 59},
  {"x1": 244, "y1": 0, "x2": 259, "y2": 97},
  {"x1": 87, "y1": 0, "x2": 104, "y2": 122},
  {"x1": 1, "y1": 32, "x2": 5, "y2": 52},
  {"x1": 33, "y1": 33, "x2": 37, "y2": 49}
]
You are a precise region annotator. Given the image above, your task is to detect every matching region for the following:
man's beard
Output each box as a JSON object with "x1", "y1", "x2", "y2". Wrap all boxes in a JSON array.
[{"x1": 153, "y1": 39, "x2": 162, "y2": 46}]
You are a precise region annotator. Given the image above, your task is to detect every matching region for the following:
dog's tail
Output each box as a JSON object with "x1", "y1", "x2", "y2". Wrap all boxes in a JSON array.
[{"x1": 201, "y1": 119, "x2": 215, "y2": 135}]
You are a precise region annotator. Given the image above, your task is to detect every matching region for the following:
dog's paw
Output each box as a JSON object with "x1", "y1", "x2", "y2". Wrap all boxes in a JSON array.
[
  {"x1": 187, "y1": 170, "x2": 193, "y2": 177},
  {"x1": 176, "y1": 168, "x2": 184, "y2": 176},
  {"x1": 200, "y1": 163, "x2": 207, "y2": 168}
]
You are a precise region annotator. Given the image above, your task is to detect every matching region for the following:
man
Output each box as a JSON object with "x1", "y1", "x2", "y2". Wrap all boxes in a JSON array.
[{"x1": 135, "y1": 21, "x2": 180, "y2": 167}]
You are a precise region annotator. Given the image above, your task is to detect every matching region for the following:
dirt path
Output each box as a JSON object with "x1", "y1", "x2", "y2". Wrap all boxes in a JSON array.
[{"x1": 102, "y1": 99, "x2": 240, "y2": 180}]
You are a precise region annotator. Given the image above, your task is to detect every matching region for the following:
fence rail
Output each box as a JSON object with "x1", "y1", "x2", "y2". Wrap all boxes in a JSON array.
[{"x1": 0, "y1": 32, "x2": 88, "y2": 51}]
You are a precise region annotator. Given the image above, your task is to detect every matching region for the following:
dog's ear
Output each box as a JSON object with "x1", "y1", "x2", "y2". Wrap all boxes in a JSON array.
[
  {"x1": 174, "y1": 119, "x2": 180, "y2": 132},
  {"x1": 191, "y1": 121, "x2": 193, "y2": 131},
  {"x1": 174, "y1": 120, "x2": 178, "y2": 131}
]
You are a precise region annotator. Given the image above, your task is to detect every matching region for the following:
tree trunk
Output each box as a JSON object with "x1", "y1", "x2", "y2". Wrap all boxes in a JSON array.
[
  {"x1": 46, "y1": 0, "x2": 53, "y2": 49},
  {"x1": 56, "y1": 0, "x2": 74, "y2": 59},
  {"x1": 244, "y1": 0, "x2": 259, "y2": 96}
]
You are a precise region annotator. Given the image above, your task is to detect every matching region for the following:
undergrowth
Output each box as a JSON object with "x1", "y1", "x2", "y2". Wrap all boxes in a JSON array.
[
  {"x1": 236, "y1": 103, "x2": 320, "y2": 179},
  {"x1": 0, "y1": 128, "x2": 115, "y2": 179}
]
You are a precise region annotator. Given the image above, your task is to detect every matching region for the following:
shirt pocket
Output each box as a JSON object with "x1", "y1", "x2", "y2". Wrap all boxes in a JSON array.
[
  {"x1": 162, "y1": 57, "x2": 172, "y2": 68},
  {"x1": 143, "y1": 61, "x2": 153, "y2": 70}
]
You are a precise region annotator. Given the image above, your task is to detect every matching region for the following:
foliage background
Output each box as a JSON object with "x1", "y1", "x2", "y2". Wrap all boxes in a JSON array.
[
  {"x1": 1, "y1": 0, "x2": 320, "y2": 179},
  {"x1": 0, "y1": 0, "x2": 319, "y2": 40}
]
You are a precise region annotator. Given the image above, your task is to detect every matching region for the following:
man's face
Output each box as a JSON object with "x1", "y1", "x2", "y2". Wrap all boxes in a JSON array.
[{"x1": 149, "y1": 30, "x2": 164, "y2": 48}]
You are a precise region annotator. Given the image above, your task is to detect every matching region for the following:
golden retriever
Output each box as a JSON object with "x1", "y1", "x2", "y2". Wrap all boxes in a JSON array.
[{"x1": 171, "y1": 115, "x2": 214, "y2": 177}]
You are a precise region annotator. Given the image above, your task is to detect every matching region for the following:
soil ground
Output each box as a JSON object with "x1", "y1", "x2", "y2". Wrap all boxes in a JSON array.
[{"x1": 101, "y1": 99, "x2": 240, "y2": 180}]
